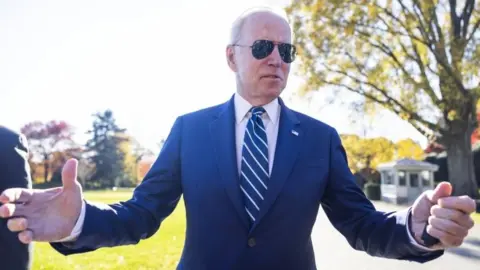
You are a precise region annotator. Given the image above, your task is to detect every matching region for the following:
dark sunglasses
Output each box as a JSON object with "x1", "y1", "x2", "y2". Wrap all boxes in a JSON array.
[{"x1": 232, "y1": 39, "x2": 296, "y2": 64}]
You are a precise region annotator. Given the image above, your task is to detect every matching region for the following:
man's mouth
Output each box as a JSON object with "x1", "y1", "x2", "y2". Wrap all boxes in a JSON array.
[{"x1": 262, "y1": 75, "x2": 281, "y2": 79}]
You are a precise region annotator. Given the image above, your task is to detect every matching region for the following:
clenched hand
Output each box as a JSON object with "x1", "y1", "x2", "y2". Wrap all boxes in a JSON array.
[{"x1": 410, "y1": 182, "x2": 476, "y2": 249}]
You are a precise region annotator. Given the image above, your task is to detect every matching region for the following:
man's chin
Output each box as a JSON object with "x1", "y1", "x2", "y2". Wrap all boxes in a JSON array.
[{"x1": 262, "y1": 87, "x2": 284, "y2": 98}]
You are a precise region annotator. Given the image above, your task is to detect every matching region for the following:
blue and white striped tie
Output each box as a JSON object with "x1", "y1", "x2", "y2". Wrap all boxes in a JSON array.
[{"x1": 240, "y1": 106, "x2": 269, "y2": 225}]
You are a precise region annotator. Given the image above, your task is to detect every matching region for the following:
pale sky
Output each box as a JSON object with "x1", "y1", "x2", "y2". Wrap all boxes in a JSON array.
[{"x1": 0, "y1": 0, "x2": 427, "y2": 153}]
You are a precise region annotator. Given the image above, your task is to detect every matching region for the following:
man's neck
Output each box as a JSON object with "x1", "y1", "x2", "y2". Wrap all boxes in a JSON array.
[{"x1": 236, "y1": 91, "x2": 276, "y2": 107}]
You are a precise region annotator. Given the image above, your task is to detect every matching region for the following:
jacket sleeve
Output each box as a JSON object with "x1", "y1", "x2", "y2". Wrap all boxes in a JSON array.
[
  {"x1": 320, "y1": 128, "x2": 443, "y2": 262},
  {"x1": 51, "y1": 117, "x2": 184, "y2": 255}
]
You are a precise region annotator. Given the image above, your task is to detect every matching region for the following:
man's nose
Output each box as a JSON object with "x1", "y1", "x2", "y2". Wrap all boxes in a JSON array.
[{"x1": 266, "y1": 46, "x2": 282, "y2": 67}]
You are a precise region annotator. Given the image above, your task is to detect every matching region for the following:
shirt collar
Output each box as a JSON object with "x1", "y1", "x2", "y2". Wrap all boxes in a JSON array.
[{"x1": 234, "y1": 93, "x2": 280, "y2": 125}]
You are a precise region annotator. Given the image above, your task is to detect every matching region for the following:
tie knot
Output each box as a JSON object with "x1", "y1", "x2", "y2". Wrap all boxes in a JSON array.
[{"x1": 250, "y1": 106, "x2": 266, "y2": 116}]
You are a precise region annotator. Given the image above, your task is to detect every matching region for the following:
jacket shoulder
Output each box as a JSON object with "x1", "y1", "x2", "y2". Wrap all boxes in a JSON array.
[
  {"x1": 0, "y1": 126, "x2": 24, "y2": 149},
  {"x1": 290, "y1": 109, "x2": 337, "y2": 133},
  {"x1": 178, "y1": 101, "x2": 227, "y2": 122}
]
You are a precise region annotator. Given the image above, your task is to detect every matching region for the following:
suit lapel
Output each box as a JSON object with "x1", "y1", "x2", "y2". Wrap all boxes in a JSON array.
[
  {"x1": 251, "y1": 99, "x2": 302, "y2": 231},
  {"x1": 209, "y1": 96, "x2": 250, "y2": 228}
]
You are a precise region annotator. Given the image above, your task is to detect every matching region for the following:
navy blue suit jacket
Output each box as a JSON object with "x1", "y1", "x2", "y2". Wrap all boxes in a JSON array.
[
  {"x1": 0, "y1": 127, "x2": 33, "y2": 270},
  {"x1": 51, "y1": 96, "x2": 443, "y2": 269}
]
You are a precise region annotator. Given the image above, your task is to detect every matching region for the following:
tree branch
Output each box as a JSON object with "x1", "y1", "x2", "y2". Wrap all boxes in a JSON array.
[
  {"x1": 398, "y1": 0, "x2": 434, "y2": 43},
  {"x1": 318, "y1": 64, "x2": 440, "y2": 133},
  {"x1": 449, "y1": 0, "x2": 461, "y2": 37},
  {"x1": 353, "y1": 28, "x2": 442, "y2": 105},
  {"x1": 405, "y1": 41, "x2": 442, "y2": 103},
  {"x1": 353, "y1": 20, "x2": 428, "y2": 46},
  {"x1": 465, "y1": 19, "x2": 480, "y2": 44},
  {"x1": 319, "y1": 78, "x2": 438, "y2": 138},
  {"x1": 461, "y1": 0, "x2": 475, "y2": 37}
]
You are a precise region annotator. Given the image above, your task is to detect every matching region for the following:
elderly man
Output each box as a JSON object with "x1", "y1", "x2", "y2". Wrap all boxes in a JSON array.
[
  {"x1": 0, "y1": 126, "x2": 33, "y2": 270},
  {"x1": 0, "y1": 8, "x2": 476, "y2": 270}
]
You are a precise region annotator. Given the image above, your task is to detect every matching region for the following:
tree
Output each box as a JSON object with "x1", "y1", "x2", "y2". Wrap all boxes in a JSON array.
[
  {"x1": 426, "y1": 99, "x2": 480, "y2": 151},
  {"x1": 395, "y1": 138, "x2": 425, "y2": 160},
  {"x1": 117, "y1": 135, "x2": 153, "y2": 187},
  {"x1": 130, "y1": 138, "x2": 154, "y2": 184},
  {"x1": 48, "y1": 147, "x2": 85, "y2": 184},
  {"x1": 21, "y1": 120, "x2": 75, "y2": 182},
  {"x1": 286, "y1": 0, "x2": 480, "y2": 197},
  {"x1": 340, "y1": 134, "x2": 395, "y2": 175},
  {"x1": 85, "y1": 110, "x2": 128, "y2": 188}
]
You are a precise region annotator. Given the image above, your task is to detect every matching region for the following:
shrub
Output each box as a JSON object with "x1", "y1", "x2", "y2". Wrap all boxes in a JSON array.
[{"x1": 365, "y1": 183, "x2": 381, "y2": 200}]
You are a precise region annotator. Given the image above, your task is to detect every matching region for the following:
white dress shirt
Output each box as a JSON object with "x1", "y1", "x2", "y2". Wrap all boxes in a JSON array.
[
  {"x1": 233, "y1": 93, "x2": 280, "y2": 175},
  {"x1": 58, "y1": 93, "x2": 434, "y2": 252}
]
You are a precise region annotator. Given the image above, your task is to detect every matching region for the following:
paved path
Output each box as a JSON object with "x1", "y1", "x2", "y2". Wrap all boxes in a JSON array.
[{"x1": 312, "y1": 201, "x2": 480, "y2": 270}]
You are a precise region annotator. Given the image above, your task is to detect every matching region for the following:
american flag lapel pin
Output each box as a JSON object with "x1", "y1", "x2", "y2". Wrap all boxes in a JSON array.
[{"x1": 291, "y1": 130, "x2": 299, "y2": 136}]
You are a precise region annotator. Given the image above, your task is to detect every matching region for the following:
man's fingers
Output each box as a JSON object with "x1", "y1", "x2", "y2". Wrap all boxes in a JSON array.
[
  {"x1": 430, "y1": 205, "x2": 461, "y2": 220},
  {"x1": 438, "y1": 196, "x2": 476, "y2": 214},
  {"x1": 428, "y1": 216, "x2": 468, "y2": 238},
  {"x1": 0, "y1": 188, "x2": 32, "y2": 204},
  {"x1": 0, "y1": 203, "x2": 16, "y2": 218},
  {"x1": 431, "y1": 205, "x2": 475, "y2": 229},
  {"x1": 7, "y1": 217, "x2": 28, "y2": 232},
  {"x1": 18, "y1": 230, "x2": 33, "y2": 244},
  {"x1": 426, "y1": 225, "x2": 464, "y2": 247},
  {"x1": 0, "y1": 203, "x2": 28, "y2": 218}
]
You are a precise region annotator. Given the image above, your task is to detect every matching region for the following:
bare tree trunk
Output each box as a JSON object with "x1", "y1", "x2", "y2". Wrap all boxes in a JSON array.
[{"x1": 445, "y1": 134, "x2": 479, "y2": 198}]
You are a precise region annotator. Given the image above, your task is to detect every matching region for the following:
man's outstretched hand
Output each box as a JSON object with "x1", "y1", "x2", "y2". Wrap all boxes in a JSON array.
[
  {"x1": 410, "y1": 182, "x2": 476, "y2": 250},
  {"x1": 0, "y1": 158, "x2": 83, "y2": 243}
]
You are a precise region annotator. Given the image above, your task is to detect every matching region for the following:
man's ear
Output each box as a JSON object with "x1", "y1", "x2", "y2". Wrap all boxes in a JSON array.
[{"x1": 226, "y1": 46, "x2": 237, "y2": 72}]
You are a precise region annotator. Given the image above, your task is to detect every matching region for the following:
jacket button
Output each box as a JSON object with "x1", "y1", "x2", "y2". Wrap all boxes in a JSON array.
[{"x1": 248, "y1": 237, "x2": 256, "y2": 247}]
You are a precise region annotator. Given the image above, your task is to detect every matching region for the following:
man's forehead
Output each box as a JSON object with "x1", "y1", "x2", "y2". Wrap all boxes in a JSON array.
[{"x1": 242, "y1": 12, "x2": 292, "y2": 42}]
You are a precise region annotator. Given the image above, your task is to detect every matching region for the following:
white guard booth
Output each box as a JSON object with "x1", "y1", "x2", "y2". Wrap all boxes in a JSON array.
[{"x1": 377, "y1": 158, "x2": 439, "y2": 205}]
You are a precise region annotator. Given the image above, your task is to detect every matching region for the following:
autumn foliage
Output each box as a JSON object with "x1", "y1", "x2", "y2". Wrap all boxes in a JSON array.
[{"x1": 20, "y1": 112, "x2": 156, "y2": 187}]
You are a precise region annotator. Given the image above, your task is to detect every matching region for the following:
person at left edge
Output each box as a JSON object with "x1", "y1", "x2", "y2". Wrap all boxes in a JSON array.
[{"x1": 0, "y1": 126, "x2": 33, "y2": 270}]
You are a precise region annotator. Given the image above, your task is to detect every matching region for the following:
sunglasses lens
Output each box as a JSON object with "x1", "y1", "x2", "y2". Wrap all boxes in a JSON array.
[
  {"x1": 251, "y1": 40, "x2": 274, "y2": 60},
  {"x1": 250, "y1": 40, "x2": 296, "y2": 63},
  {"x1": 279, "y1": 43, "x2": 296, "y2": 63}
]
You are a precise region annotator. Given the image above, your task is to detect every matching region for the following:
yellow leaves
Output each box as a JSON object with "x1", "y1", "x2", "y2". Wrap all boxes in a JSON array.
[
  {"x1": 118, "y1": 135, "x2": 139, "y2": 182},
  {"x1": 413, "y1": 40, "x2": 429, "y2": 64},
  {"x1": 399, "y1": 111, "x2": 411, "y2": 120},
  {"x1": 367, "y1": 3, "x2": 379, "y2": 19},
  {"x1": 340, "y1": 135, "x2": 425, "y2": 173},
  {"x1": 447, "y1": 110, "x2": 458, "y2": 121},
  {"x1": 284, "y1": 0, "x2": 478, "y2": 136},
  {"x1": 399, "y1": 87, "x2": 419, "y2": 112},
  {"x1": 420, "y1": 0, "x2": 438, "y2": 12},
  {"x1": 395, "y1": 139, "x2": 425, "y2": 160},
  {"x1": 345, "y1": 21, "x2": 356, "y2": 35},
  {"x1": 312, "y1": 0, "x2": 325, "y2": 13},
  {"x1": 366, "y1": 63, "x2": 390, "y2": 86},
  {"x1": 340, "y1": 134, "x2": 396, "y2": 172},
  {"x1": 354, "y1": 39, "x2": 364, "y2": 58}
]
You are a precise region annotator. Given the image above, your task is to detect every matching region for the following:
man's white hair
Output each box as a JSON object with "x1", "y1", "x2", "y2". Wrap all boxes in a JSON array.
[{"x1": 228, "y1": 6, "x2": 292, "y2": 45}]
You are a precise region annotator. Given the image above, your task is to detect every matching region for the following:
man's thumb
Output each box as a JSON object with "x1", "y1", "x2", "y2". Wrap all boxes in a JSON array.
[
  {"x1": 427, "y1": 181, "x2": 452, "y2": 203},
  {"x1": 62, "y1": 158, "x2": 79, "y2": 190}
]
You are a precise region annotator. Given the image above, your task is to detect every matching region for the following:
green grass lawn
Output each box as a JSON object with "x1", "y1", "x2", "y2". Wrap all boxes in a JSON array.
[{"x1": 32, "y1": 190, "x2": 186, "y2": 270}]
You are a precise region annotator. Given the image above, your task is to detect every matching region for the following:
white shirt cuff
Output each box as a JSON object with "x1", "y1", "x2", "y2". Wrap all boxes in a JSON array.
[
  {"x1": 406, "y1": 211, "x2": 437, "y2": 252},
  {"x1": 54, "y1": 200, "x2": 86, "y2": 242}
]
